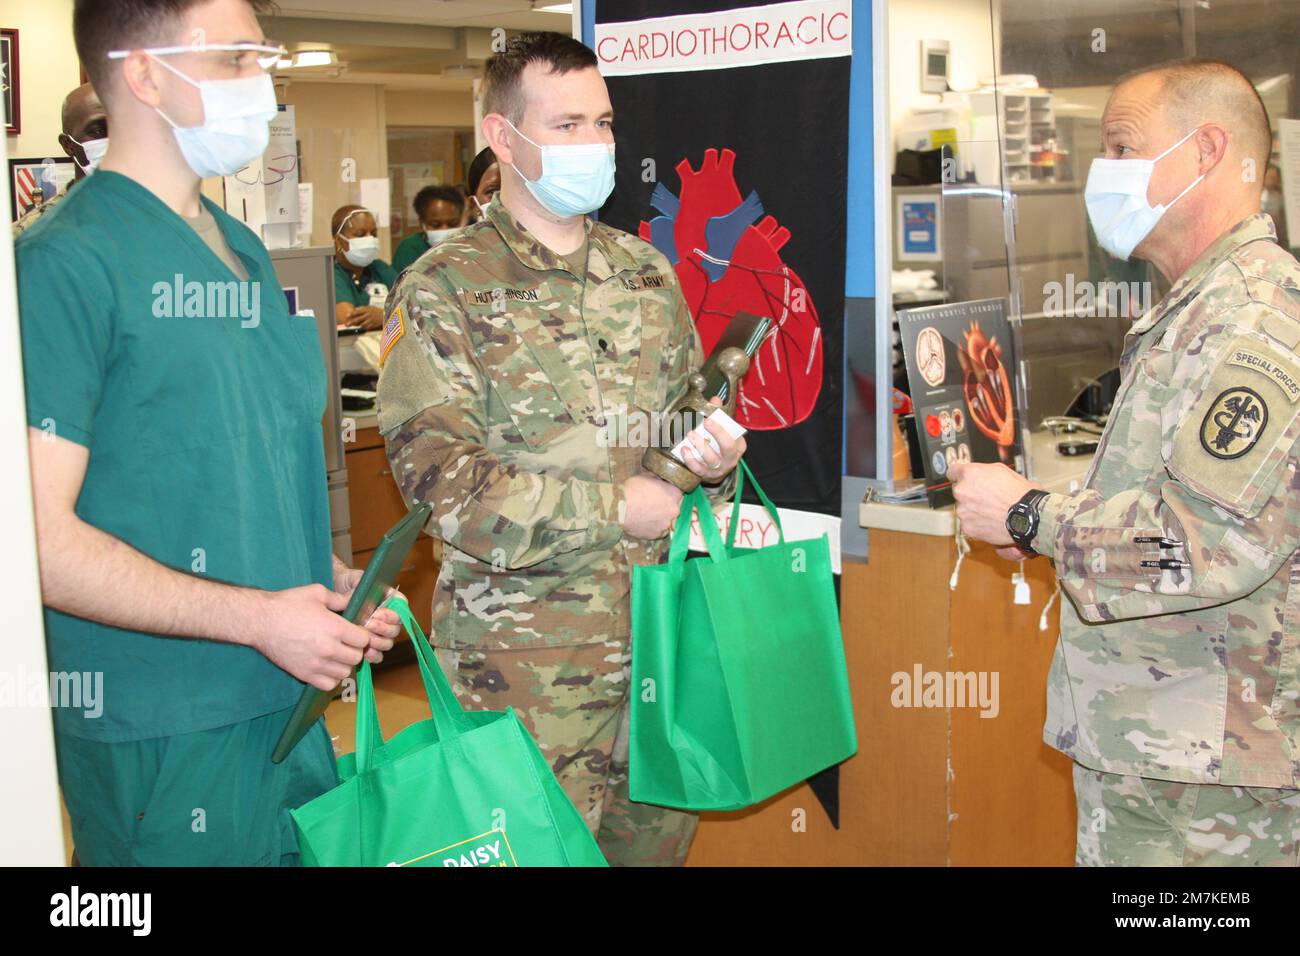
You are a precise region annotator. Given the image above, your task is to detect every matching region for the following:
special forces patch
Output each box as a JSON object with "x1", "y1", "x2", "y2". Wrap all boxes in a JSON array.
[{"x1": 1199, "y1": 386, "x2": 1268, "y2": 459}]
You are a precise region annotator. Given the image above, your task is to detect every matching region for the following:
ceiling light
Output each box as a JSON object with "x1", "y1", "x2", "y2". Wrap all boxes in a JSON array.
[
  {"x1": 294, "y1": 50, "x2": 336, "y2": 68},
  {"x1": 537, "y1": 3, "x2": 574, "y2": 12},
  {"x1": 1255, "y1": 74, "x2": 1288, "y2": 94}
]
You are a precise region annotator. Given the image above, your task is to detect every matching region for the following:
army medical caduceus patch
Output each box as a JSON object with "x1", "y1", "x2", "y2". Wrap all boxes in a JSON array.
[
  {"x1": 1200, "y1": 386, "x2": 1268, "y2": 460},
  {"x1": 1168, "y1": 331, "x2": 1300, "y2": 518}
]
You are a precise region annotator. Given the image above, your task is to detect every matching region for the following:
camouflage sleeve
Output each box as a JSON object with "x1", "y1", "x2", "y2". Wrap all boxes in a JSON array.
[
  {"x1": 1037, "y1": 322, "x2": 1300, "y2": 623},
  {"x1": 377, "y1": 272, "x2": 626, "y2": 569},
  {"x1": 663, "y1": 271, "x2": 737, "y2": 504}
]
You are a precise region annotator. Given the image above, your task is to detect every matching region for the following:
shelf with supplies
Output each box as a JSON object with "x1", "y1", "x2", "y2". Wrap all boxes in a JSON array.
[{"x1": 969, "y1": 90, "x2": 1059, "y2": 183}]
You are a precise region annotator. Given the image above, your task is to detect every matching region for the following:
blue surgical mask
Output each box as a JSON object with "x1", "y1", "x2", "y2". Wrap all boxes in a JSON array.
[
  {"x1": 1084, "y1": 126, "x2": 1205, "y2": 261},
  {"x1": 342, "y1": 235, "x2": 380, "y2": 269},
  {"x1": 68, "y1": 135, "x2": 109, "y2": 175},
  {"x1": 504, "y1": 118, "x2": 615, "y2": 218},
  {"x1": 426, "y1": 227, "x2": 458, "y2": 245},
  {"x1": 151, "y1": 54, "x2": 278, "y2": 179}
]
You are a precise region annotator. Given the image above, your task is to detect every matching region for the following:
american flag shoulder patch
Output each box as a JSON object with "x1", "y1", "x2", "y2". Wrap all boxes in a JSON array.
[{"x1": 379, "y1": 306, "x2": 405, "y2": 366}]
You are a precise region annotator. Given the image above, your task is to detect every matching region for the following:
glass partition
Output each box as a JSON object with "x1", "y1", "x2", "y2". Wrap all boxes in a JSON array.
[
  {"x1": 1001, "y1": 0, "x2": 1298, "y2": 460},
  {"x1": 887, "y1": 0, "x2": 1300, "y2": 485}
]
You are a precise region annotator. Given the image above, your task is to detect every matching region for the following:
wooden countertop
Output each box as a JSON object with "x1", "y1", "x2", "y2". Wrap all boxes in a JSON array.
[{"x1": 859, "y1": 428, "x2": 1094, "y2": 538}]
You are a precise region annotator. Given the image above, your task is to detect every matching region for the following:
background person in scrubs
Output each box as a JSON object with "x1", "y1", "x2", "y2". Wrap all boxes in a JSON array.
[
  {"x1": 392, "y1": 185, "x2": 464, "y2": 275},
  {"x1": 332, "y1": 204, "x2": 396, "y2": 330},
  {"x1": 462, "y1": 146, "x2": 500, "y2": 225},
  {"x1": 18, "y1": 0, "x2": 400, "y2": 866}
]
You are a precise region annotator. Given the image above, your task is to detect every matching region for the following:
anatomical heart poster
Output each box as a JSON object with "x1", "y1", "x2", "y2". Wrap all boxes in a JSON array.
[
  {"x1": 898, "y1": 298, "x2": 1024, "y2": 507},
  {"x1": 595, "y1": 0, "x2": 850, "y2": 516}
]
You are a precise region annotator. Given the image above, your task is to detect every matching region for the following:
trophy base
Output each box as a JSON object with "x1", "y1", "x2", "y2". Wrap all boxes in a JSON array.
[{"x1": 642, "y1": 446, "x2": 702, "y2": 493}]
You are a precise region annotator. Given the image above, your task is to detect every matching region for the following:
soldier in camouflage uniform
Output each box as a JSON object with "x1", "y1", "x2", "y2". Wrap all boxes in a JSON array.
[
  {"x1": 952, "y1": 60, "x2": 1300, "y2": 866},
  {"x1": 375, "y1": 32, "x2": 743, "y2": 866}
]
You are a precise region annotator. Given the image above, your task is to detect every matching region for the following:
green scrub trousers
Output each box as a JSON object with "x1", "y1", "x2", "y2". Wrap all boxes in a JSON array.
[{"x1": 57, "y1": 711, "x2": 337, "y2": 867}]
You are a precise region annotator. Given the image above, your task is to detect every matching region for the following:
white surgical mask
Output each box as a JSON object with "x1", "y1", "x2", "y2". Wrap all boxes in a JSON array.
[
  {"x1": 473, "y1": 195, "x2": 493, "y2": 218},
  {"x1": 342, "y1": 235, "x2": 380, "y2": 269},
  {"x1": 1085, "y1": 126, "x2": 1206, "y2": 261},
  {"x1": 426, "y1": 227, "x2": 458, "y2": 245},
  {"x1": 504, "y1": 118, "x2": 615, "y2": 218},
  {"x1": 150, "y1": 55, "x2": 278, "y2": 178},
  {"x1": 69, "y1": 135, "x2": 109, "y2": 175}
]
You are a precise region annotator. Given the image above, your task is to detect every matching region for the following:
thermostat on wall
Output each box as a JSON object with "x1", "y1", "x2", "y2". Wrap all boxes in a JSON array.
[{"x1": 921, "y1": 39, "x2": 950, "y2": 94}]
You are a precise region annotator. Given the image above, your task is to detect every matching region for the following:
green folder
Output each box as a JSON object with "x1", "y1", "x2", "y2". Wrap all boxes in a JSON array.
[{"x1": 271, "y1": 502, "x2": 433, "y2": 763}]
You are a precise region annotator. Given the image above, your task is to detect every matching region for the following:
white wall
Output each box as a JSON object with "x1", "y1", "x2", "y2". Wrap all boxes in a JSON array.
[
  {"x1": 385, "y1": 89, "x2": 473, "y2": 128},
  {"x1": 0, "y1": 0, "x2": 80, "y2": 161},
  {"x1": 887, "y1": 0, "x2": 999, "y2": 147},
  {"x1": 0, "y1": 83, "x2": 65, "y2": 870},
  {"x1": 0, "y1": 0, "x2": 69, "y2": 870},
  {"x1": 278, "y1": 82, "x2": 475, "y2": 251},
  {"x1": 280, "y1": 81, "x2": 391, "y2": 253}
]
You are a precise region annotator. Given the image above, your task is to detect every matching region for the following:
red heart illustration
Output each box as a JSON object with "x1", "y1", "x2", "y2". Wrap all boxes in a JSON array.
[
  {"x1": 957, "y1": 321, "x2": 1015, "y2": 462},
  {"x1": 638, "y1": 148, "x2": 823, "y2": 430}
]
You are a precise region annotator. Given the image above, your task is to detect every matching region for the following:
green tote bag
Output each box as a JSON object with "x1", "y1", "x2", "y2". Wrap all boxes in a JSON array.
[
  {"x1": 291, "y1": 598, "x2": 607, "y2": 867},
  {"x1": 630, "y1": 460, "x2": 857, "y2": 811}
]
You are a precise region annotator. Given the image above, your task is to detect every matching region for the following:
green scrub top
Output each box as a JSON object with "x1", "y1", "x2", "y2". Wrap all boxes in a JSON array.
[
  {"x1": 334, "y1": 258, "x2": 398, "y2": 308},
  {"x1": 391, "y1": 231, "x2": 431, "y2": 276},
  {"x1": 16, "y1": 170, "x2": 333, "y2": 743}
]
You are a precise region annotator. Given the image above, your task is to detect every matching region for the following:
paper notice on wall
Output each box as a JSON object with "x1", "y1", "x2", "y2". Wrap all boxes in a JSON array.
[
  {"x1": 360, "y1": 178, "x2": 391, "y2": 224},
  {"x1": 221, "y1": 105, "x2": 299, "y2": 247},
  {"x1": 1280, "y1": 119, "x2": 1300, "y2": 250},
  {"x1": 263, "y1": 105, "x2": 299, "y2": 226},
  {"x1": 222, "y1": 162, "x2": 267, "y2": 232},
  {"x1": 298, "y1": 182, "x2": 314, "y2": 241}
]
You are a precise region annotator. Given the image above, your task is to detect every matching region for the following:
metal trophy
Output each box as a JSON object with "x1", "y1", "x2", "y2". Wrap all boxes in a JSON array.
[{"x1": 642, "y1": 311, "x2": 772, "y2": 493}]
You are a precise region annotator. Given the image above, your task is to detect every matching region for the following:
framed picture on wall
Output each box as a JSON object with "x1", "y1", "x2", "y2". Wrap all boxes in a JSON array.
[
  {"x1": 9, "y1": 157, "x2": 75, "y2": 222},
  {"x1": 1, "y1": 29, "x2": 18, "y2": 135}
]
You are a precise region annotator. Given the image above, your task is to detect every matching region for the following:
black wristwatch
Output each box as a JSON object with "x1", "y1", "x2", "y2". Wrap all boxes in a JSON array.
[{"x1": 1006, "y1": 489, "x2": 1050, "y2": 555}]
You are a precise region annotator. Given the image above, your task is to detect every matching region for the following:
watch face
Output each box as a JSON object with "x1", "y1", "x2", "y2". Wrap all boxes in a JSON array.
[{"x1": 1008, "y1": 510, "x2": 1032, "y2": 536}]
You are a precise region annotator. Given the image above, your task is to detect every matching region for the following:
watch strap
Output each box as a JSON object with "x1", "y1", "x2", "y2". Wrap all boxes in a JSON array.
[{"x1": 1008, "y1": 488, "x2": 1050, "y2": 553}]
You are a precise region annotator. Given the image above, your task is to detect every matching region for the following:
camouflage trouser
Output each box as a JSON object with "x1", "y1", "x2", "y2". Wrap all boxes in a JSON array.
[
  {"x1": 434, "y1": 639, "x2": 698, "y2": 866},
  {"x1": 1073, "y1": 764, "x2": 1300, "y2": 866}
]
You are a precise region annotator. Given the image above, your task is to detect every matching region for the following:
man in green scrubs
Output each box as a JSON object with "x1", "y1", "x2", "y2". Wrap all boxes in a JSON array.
[
  {"x1": 332, "y1": 204, "x2": 397, "y2": 330},
  {"x1": 392, "y1": 185, "x2": 465, "y2": 275},
  {"x1": 19, "y1": 0, "x2": 400, "y2": 866}
]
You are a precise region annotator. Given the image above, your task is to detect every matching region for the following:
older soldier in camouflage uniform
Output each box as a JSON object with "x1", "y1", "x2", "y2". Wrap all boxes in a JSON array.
[
  {"x1": 952, "y1": 59, "x2": 1300, "y2": 866},
  {"x1": 375, "y1": 32, "x2": 743, "y2": 866}
]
